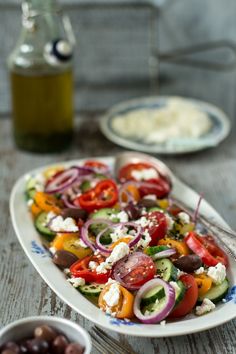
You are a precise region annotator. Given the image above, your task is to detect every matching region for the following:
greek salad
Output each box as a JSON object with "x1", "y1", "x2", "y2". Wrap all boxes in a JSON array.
[{"x1": 25, "y1": 158, "x2": 229, "y2": 324}]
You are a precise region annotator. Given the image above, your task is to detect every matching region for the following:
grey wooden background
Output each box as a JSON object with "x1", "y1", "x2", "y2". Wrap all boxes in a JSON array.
[
  {"x1": 1, "y1": 1, "x2": 236, "y2": 354},
  {"x1": 1, "y1": 0, "x2": 236, "y2": 113}
]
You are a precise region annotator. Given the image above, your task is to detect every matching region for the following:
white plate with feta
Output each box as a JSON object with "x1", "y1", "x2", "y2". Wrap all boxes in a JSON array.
[
  {"x1": 100, "y1": 96, "x2": 231, "y2": 154},
  {"x1": 9, "y1": 156, "x2": 236, "y2": 337}
]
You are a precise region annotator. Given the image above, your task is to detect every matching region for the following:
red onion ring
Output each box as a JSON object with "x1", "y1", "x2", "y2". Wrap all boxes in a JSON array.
[
  {"x1": 152, "y1": 248, "x2": 176, "y2": 260},
  {"x1": 134, "y1": 278, "x2": 176, "y2": 324},
  {"x1": 61, "y1": 194, "x2": 80, "y2": 209},
  {"x1": 95, "y1": 222, "x2": 143, "y2": 255},
  {"x1": 45, "y1": 168, "x2": 80, "y2": 194},
  {"x1": 80, "y1": 218, "x2": 113, "y2": 252},
  {"x1": 118, "y1": 181, "x2": 138, "y2": 206}
]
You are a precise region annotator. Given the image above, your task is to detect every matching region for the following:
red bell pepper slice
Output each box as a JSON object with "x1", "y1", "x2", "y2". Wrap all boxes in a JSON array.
[
  {"x1": 70, "y1": 255, "x2": 111, "y2": 284},
  {"x1": 75, "y1": 179, "x2": 118, "y2": 212},
  {"x1": 185, "y1": 232, "x2": 228, "y2": 267}
]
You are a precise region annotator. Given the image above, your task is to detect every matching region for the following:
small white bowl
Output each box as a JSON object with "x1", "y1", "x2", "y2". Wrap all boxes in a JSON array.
[{"x1": 0, "y1": 316, "x2": 92, "y2": 354}]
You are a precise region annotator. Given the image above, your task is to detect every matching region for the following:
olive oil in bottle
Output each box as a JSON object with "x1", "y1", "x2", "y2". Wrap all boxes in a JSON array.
[{"x1": 8, "y1": 0, "x2": 75, "y2": 153}]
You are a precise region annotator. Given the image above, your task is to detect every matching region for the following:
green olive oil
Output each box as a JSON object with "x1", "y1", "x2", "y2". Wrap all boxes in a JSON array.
[{"x1": 11, "y1": 70, "x2": 74, "y2": 152}]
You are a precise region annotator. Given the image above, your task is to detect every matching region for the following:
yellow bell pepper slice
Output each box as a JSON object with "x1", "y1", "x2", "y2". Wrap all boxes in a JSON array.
[
  {"x1": 194, "y1": 273, "x2": 213, "y2": 297},
  {"x1": 158, "y1": 238, "x2": 190, "y2": 256},
  {"x1": 98, "y1": 283, "x2": 134, "y2": 319}
]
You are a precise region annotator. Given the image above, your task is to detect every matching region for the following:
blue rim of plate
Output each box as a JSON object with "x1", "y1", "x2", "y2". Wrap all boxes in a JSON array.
[{"x1": 100, "y1": 96, "x2": 231, "y2": 154}]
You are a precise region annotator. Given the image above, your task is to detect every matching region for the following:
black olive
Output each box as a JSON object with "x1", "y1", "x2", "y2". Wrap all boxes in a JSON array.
[
  {"x1": 52, "y1": 250, "x2": 78, "y2": 269},
  {"x1": 61, "y1": 208, "x2": 88, "y2": 221},
  {"x1": 173, "y1": 255, "x2": 202, "y2": 273}
]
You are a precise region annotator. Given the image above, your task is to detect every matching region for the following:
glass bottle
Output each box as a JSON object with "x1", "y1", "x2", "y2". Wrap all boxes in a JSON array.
[{"x1": 8, "y1": 0, "x2": 75, "y2": 153}]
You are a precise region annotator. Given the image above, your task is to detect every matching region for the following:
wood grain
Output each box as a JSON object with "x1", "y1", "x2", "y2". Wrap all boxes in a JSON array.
[{"x1": 0, "y1": 114, "x2": 236, "y2": 353}]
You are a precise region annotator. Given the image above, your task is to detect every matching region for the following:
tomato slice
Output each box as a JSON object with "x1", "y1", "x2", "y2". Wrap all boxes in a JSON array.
[
  {"x1": 112, "y1": 252, "x2": 156, "y2": 290},
  {"x1": 75, "y1": 179, "x2": 118, "y2": 212},
  {"x1": 118, "y1": 163, "x2": 155, "y2": 182},
  {"x1": 84, "y1": 160, "x2": 109, "y2": 172},
  {"x1": 144, "y1": 211, "x2": 167, "y2": 246},
  {"x1": 70, "y1": 255, "x2": 111, "y2": 284},
  {"x1": 185, "y1": 232, "x2": 228, "y2": 267},
  {"x1": 169, "y1": 274, "x2": 198, "y2": 318},
  {"x1": 118, "y1": 162, "x2": 171, "y2": 198}
]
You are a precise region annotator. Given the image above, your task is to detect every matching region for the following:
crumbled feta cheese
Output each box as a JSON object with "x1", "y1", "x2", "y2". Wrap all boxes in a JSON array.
[
  {"x1": 160, "y1": 320, "x2": 166, "y2": 326},
  {"x1": 64, "y1": 268, "x2": 71, "y2": 275},
  {"x1": 27, "y1": 199, "x2": 34, "y2": 207},
  {"x1": 89, "y1": 261, "x2": 98, "y2": 270},
  {"x1": 46, "y1": 211, "x2": 56, "y2": 223},
  {"x1": 115, "y1": 211, "x2": 129, "y2": 223},
  {"x1": 207, "y1": 263, "x2": 226, "y2": 285},
  {"x1": 103, "y1": 282, "x2": 121, "y2": 307},
  {"x1": 131, "y1": 168, "x2": 158, "y2": 181},
  {"x1": 110, "y1": 225, "x2": 128, "y2": 243},
  {"x1": 31, "y1": 173, "x2": 46, "y2": 191},
  {"x1": 195, "y1": 267, "x2": 205, "y2": 275},
  {"x1": 106, "y1": 242, "x2": 130, "y2": 264},
  {"x1": 68, "y1": 277, "x2": 85, "y2": 288},
  {"x1": 143, "y1": 194, "x2": 157, "y2": 201},
  {"x1": 135, "y1": 216, "x2": 151, "y2": 228},
  {"x1": 177, "y1": 269, "x2": 186, "y2": 279},
  {"x1": 74, "y1": 238, "x2": 88, "y2": 248},
  {"x1": 170, "y1": 281, "x2": 181, "y2": 294},
  {"x1": 178, "y1": 212, "x2": 190, "y2": 224},
  {"x1": 50, "y1": 216, "x2": 79, "y2": 232},
  {"x1": 49, "y1": 247, "x2": 56, "y2": 255},
  {"x1": 96, "y1": 242, "x2": 130, "y2": 274},
  {"x1": 137, "y1": 229, "x2": 152, "y2": 248},
  {"x1": 196, "y1": 298, "x2": 215, "y2": 316},
  {"x1": 165, "y1": 214, "x2": 174, "y2": 231},
  {"x1": 96, "y1": 262, "x2": 110, "y2": 274}
]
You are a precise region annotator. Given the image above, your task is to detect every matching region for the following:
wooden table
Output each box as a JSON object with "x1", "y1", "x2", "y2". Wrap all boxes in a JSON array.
[{"x1": 0, "y1": 112, "x2": 236, "y2": 354}]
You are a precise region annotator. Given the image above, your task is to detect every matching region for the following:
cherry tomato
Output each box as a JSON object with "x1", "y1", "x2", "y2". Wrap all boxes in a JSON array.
[
  {"x1": 75, "y1": 179, "x2": 118, "y2": 213},
  {"x1": 112, "y1": 252, "x2": 156, "y2": 290},
  {"x1": 84, "y1": 160, "x2": 109, "y2": 170},
  {"x1": 70, "y1": 254, "x2": 111, "y2": 284},
  {"x1": 118, "y1": 162, "x2": 171, "y2": 199},
  {"x1": 169, "y1": 274, "x2": 198, "y2": 318},
  {"x1": 144, "y1": 211, "x2": 167, "y2": 246}
]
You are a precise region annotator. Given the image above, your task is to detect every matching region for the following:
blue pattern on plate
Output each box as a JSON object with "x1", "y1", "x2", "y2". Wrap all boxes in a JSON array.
[
  {"x1": 109, "y1": 318, "x2": 140, "y2": 326},
  {"x1": 223, "y1": 286, "x2": 236, "y2": 304},
  {"x1": 31, "y1": 240, "x2": 48, "y2": 257}
]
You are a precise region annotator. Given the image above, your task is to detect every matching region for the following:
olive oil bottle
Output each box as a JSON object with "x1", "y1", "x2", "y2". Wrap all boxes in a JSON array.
[{"x1": 8, "y1": 0, "x2": 75, "y2": 153}]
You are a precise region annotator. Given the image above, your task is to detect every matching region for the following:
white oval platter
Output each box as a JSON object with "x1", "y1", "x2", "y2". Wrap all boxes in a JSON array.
[{"x1": 10, "y1": 156, "x2": 236, "y2": 337}]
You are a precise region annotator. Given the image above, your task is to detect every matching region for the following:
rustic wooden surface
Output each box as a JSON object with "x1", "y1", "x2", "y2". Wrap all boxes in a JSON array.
[{"x1": 0, "y1": 108, "x2": 236, "y2": 353}]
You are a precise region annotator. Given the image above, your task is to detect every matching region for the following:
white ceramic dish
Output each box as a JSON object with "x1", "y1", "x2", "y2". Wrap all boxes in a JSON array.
[
  {"x1": 0, "y1": 316, "x2": 92, "y2": 353},
  {"x1": 100, "y1": 96, "x2": 231, "y2": 154},
  {"x1": 10, "y1": 157, "x2": 236, "y2": 337}
]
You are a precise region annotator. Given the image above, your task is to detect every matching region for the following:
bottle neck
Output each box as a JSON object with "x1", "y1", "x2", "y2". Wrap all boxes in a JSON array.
[{"x1": 24, "y1": 0, "x2": 59, "y2": 12}]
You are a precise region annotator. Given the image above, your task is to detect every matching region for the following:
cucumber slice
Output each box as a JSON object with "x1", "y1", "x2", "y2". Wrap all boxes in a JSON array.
[
  {"x1": 173, "y1": 280, "x2": 186, "y2": 306},
  {"x1": 89, "y1": 208, "x2": 121, "y2": 244},
  {"x1": 35, "y1": 212, "x2": 56, "y2": 242},
  {"x1": 147, "y1": 207, "x2": 162, "y2": 212},
  {"x1": 25, "y1": 177, "x2": 37, "y2": 200},
  {"x1": 198, "y1": 279, "x2": 229, "y2": 303},
  {"x1": 91, "y1": 208, "x2": 120, "y2": 222},
  {"x1": 79, "y1": 283, "x2": 105, "y2": 297},
  {"x1": 146, "y1": 245, "x2": 170, "y2": 256},
  {"x1": 80, "y1": 180, "x2": 92, "y2": 193},
  {"x1": 155, "y1": 258, "x2": 178, "y2": 282},
  {"x1": 141, "y1": 285, "x2": 165, "y2": 306},
  {"x1": 142, "y1": 296, "x2": 167, "y2": 315}
]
